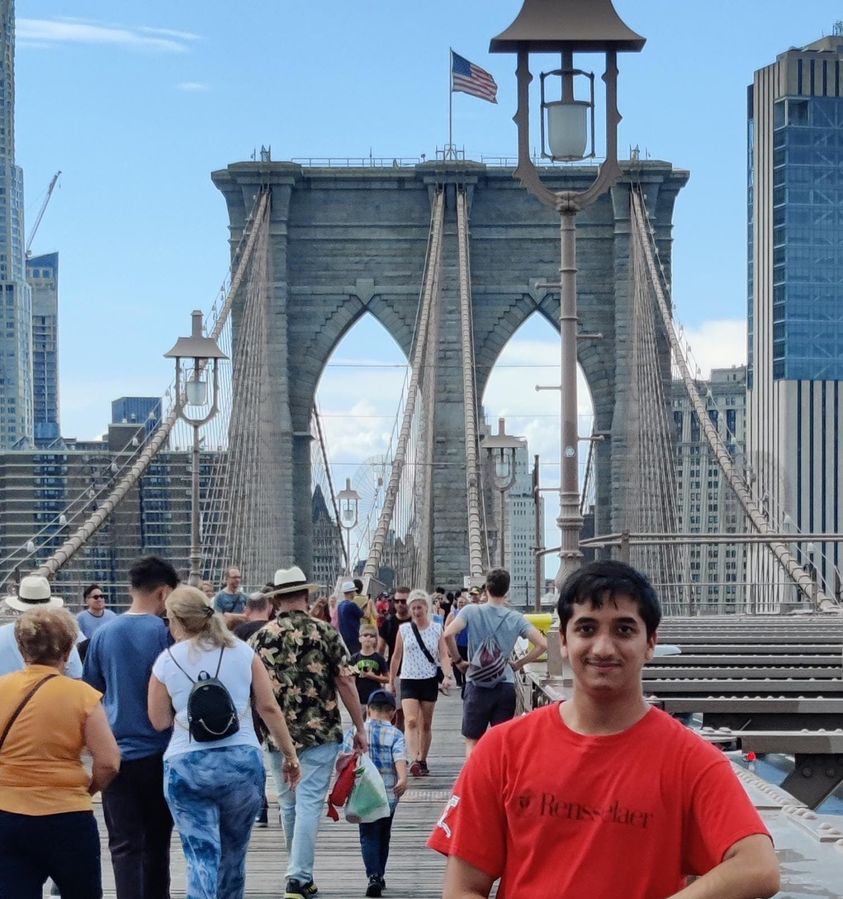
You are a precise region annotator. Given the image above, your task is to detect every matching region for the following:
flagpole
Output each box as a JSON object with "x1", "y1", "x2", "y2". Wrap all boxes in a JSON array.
[{"x1": 448, "y1": 48, "x2": 453, "y2": 157}]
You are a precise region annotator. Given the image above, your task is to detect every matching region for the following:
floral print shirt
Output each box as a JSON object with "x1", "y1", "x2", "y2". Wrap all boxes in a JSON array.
[{"x1": 250, "y1": 610, "x2": 352, "y2": 750}]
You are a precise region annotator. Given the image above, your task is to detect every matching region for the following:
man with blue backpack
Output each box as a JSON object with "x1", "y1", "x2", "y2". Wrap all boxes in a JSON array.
[{"x1": 444, "y1": 569, "x2": 547, "y2": 757}]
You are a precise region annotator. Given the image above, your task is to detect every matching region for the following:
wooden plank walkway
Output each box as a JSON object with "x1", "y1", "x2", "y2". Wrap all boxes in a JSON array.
[{"x1": 98, "y1": 691, "x2": 465, "y2": 898}]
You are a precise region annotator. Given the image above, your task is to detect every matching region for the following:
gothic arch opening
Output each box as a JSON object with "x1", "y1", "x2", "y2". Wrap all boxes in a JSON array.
[
  {"x1": 313, "y1": 313, "x2": 408, "y2": 575},
  {"x1": 482, "y1": 312, "x2": 594, "y2": 597}
]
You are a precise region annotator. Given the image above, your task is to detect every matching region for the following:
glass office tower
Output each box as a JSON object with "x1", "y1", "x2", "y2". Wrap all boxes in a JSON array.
[
  {"x1": 0, "y1": 1, "x2": 32, "y2": 447},
  {"x1": 747, "y1": 32, "x2": 843, "y2": 606}
]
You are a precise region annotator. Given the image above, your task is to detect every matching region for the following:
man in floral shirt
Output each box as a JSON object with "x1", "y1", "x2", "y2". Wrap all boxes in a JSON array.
[{"x1": 251, "y1": 565, "x2": 368, "y2": 899}]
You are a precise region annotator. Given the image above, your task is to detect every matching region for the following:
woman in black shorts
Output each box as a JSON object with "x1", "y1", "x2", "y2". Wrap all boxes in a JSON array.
[{"x1": 388, "y1": 590, "x2": 453, "y2": 776}]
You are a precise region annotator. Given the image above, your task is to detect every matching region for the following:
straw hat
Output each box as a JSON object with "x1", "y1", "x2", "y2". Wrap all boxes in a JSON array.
[
  {"x1": 267, "y1": 565, "x2": 316, "y2": 598},
  {"x1": 4, "y1": 575, "x2": 64, "y2": 613}
]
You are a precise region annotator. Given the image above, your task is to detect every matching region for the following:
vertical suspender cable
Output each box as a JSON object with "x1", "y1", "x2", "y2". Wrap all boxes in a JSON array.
[{"x1": 363, "y1": 188, "x2": 445, "y2": 579}]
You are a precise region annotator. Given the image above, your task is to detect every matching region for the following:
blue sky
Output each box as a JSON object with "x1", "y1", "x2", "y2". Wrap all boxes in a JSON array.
[{"x1": 13, "y1": 2, "x2": 843, "y2": 564}]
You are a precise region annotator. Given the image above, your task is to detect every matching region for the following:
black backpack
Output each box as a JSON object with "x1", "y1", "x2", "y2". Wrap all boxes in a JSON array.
[{"x1": 167, "y1": 646, "x2": 240, "y2": 743}]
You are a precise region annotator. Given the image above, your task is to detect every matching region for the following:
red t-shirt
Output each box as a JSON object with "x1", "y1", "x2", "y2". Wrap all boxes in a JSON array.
[{"x1": 428, "y1": 703, "x2": 769, "y2": 898}]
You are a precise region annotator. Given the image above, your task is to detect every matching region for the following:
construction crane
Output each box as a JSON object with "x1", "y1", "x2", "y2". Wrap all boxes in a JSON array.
[{"x1": 25, "y1": 170, "x2": 61, "y2": 258}]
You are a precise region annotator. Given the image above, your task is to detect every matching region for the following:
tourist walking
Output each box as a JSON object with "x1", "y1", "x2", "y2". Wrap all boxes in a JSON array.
[
  {"x1": 350, "y1": 624, "x2": 389, "y2": 708},
  {"x1": 337, "y1": 579, "x2": 364, "y2": 654},
  {"x1": 377, "y1": 586, "x2": 410, "y2": 663},
  {"x1": 0, "y1": 607, "x2": 120, "y2": 899},
  {"x1": 388, "y1": 590, "x2": 453, "y2": 776},
  {"x1": 429, "y1": 560, "x2": 780, "y2": 898},
  {"x1": 342, "y1": 689, "x2": 407, "y2": 897},
  {"x1": 147, "y1": 586, "x2": 300, "y2": 899},
  {"x1": 213, "y1": 566, "x2": 248, "y2": 615},
  {"x1": 0, "y1": 576, "x2": 83, "y2": 677},
  {"x1": 444, "y1": 568, "x2": 547, "y2": 756},
  {"x1": 76, "y1": 584, "x2": 117, "y2": 640},
  {"x1": 232, "y1": 591, "x2": 273, "y2": 642},
  {"x1": 444, "y1": 594, "x2": 469, "y2": 696},
  {"x1": 251, "y1": 565, "x2": 369, "y2": 899},
  {"x1": 83, "y1": 555, "x2": 179, "y2": 899}
]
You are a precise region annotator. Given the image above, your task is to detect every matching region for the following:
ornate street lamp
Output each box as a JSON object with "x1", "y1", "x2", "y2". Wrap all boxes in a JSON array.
[
  {"x1": 165, "y1": 310, "x2": 227, "y2": 586},
  {"x1": 484, "y1": 419, "x2": 522, "y2": 569},
  {"x1": 337, "y1": 478, "x2": 361, "y2": 576},
  {"x1": 491, "y1": 0, "x2": 645, "y2": 587}
]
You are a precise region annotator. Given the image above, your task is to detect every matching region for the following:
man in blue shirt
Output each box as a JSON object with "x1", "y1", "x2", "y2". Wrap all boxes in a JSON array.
[
  {"x1": 337, "y1": 579, "x2": 364, "y2": 654},
  {"x1": 213, "y1": 565, "x2": 248, "y2": 614},
  {"x1": 76, "y1": 582, "x2": 117, "y2": 639},
  {"x1": 0, "y1": 575, "x2": 83, "y2": 677},
  {"x1": 84, "y1": 555, "x2": 179, "y2": 899}
]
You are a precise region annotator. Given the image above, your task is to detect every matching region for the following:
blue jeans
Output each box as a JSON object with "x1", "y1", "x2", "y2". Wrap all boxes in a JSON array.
[
  {"x1": 164, "y1": 745, "x2": 264, "y2": 899},
  {"x1": 266, "y1": 741, "x2": 340, "y2": 883},
  {"x1": 359, "y1": 811, "x2": 395, "y2": 880},
  {"x1": 0, "y1": 809, "x2": 101, "y2": 899}
]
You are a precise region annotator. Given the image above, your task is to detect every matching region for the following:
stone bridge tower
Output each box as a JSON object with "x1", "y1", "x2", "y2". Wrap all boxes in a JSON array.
[{"x1": 212, "y1": 160, "x2": 688, "y2": 587}]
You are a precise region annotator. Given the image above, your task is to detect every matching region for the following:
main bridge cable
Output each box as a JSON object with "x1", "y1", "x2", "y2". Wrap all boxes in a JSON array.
[
  {"x1": 456, "y1": 186, "x2": 485, "y2": 579},
  {"x1": 629, "y1": 187, "x2": 834, "y2": 609},
  {"x1": 363, "y1": 187, "x2": 445, "y2": 580},
  {"x1": 34, "y1": 189, "x2": 272, "y2": 581}
]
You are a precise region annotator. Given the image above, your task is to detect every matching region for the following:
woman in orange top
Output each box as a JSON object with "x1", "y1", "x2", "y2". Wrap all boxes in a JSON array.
[{"x1": 0, "y1": 607, "x2": 120, "y2": 899}]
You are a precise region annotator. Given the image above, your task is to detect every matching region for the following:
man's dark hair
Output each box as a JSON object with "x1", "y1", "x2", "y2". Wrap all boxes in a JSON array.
[
  {"x1": 246, "y1": 594, "x2": 269, "y2": 614},
  {"x1": 394, "y1": 585, "x2": 411, "y2": 595},
  {"x1": 434, "y1": 585, "x2": 444, "y2": 594},
  {"x1": 83, "y1": 583, "x2": 102, "y2": 600},
  {"x1": 353, "y1": 578, "x2": 363, "y2": 594},
  {"x1": 485, "y1": 568, "x2": 510, "y2": 597},
  {"x1": 557, "y1": 561, "x2": 661, "y2": 638},
  {"x1": 129, "y1": 556, "x2": 179, "y2": 592}
]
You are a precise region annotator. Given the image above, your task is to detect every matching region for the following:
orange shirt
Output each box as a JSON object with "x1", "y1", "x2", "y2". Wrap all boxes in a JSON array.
[{"x1": 0, "y1": 664, "x2": 103, "y2": 815}]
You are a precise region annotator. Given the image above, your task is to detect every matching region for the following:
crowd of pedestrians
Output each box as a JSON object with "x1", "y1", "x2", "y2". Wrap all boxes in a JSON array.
[{"x1": 0, "y1": 557, "x2": 781, "y2": 899}]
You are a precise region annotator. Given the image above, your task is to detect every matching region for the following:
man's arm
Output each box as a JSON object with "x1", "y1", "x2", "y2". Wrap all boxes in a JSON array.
[
  {"x1": 443, "y1": 613, "x2": 467, "y2": 640},
  {"x1": 444, "y1": 610, "x2": 467, "y2": 671},
  {"x1": 668, "y1": 834, "x2": 779, "y2": 899},
  {"x1": 335, "y1": 674, "x2": 369, "y2": 753},
  {"x1": 443, "y1": 856, "x2": 496, "y2": 899},
  {"x1": 82, "y1": 634, "x2": 105, "y2": 692},
  {"x1": 510, "y1": 625, "x2": 548, "y2": 673}
]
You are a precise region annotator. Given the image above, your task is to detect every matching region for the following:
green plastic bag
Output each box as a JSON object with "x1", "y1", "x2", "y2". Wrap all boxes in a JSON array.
[{"x1": 345, "y1": 753, "x2": 390, "y2": 823}]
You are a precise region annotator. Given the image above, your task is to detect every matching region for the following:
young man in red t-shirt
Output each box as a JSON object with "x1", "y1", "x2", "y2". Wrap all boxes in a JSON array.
[{"x1": 428, "y1": 560, "x2": 780, "y2": 899}]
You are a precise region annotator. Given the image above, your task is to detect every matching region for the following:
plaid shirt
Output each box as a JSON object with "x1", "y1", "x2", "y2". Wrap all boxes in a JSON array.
[{"x1": 343, "y1": 718, "x2": 406, "y2": 812}]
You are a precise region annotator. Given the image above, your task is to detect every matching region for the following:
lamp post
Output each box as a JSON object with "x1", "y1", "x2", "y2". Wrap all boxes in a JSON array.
[
  {"x1": 491, "y1": 0, "x2": 645, "y2": 589},
  {"x1": 165, "y1": 310, "x2": 227, "y2": 587},
  {"x1": 484, "y1": 418, "x2": 522, "y2": 569},
  {"x1": 337, "y1": 478, "x2": 361, "y2": 576}
]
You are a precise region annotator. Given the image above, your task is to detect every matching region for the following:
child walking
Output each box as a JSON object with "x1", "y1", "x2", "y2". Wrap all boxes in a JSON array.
[
  {"x1": 342, "y1": 689, "x2": 408, "y2": 897},
  {"x1": 350, "y1": 625, "x2": 389, "y2": 709}
]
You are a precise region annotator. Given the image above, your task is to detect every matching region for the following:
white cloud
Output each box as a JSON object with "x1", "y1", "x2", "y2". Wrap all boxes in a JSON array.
[
  {"x1": 682, "y1": 319, "x2": 747, "y2": 379},
  {"x1": 17, "y1": 18, "x2": 199, "y2": 53},
  {"x1": 176, "y1": 81, "x2": 209, "y2": 92}
]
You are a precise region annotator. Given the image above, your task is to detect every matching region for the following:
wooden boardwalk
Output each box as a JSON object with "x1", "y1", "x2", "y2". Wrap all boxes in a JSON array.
[{"x1": 98, "y1": 691, "x2": 465, "y2": 898}]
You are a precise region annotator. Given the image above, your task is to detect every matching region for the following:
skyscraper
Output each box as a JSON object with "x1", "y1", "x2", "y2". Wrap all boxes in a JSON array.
[
  {"x1": 747, "y1": 30, "x2": 843, "y2": 603},
  {"x1": 672, "y1": 366, "x2": 747, "y2": 612},
  {"x1": 27, "y1": 252, "x2": 59, "y2": 443},
  {"x1": 0, "y1": 1, "x2": 32, "y2": 447}
]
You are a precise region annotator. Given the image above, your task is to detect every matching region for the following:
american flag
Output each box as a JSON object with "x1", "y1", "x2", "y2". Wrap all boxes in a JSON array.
[{"x1": 451, "y1": 51, "x2": 497, "y2": 104}]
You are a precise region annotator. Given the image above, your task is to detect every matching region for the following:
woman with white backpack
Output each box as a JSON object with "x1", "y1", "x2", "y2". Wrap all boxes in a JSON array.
[{"x1": 148, "y1": 585, "x2": 300, "y2": 899}]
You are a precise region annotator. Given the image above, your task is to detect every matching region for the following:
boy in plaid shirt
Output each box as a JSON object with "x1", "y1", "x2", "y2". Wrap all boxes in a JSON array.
[{"x1": 342, "y1": 689, "x2": 408, "y2": 897}]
